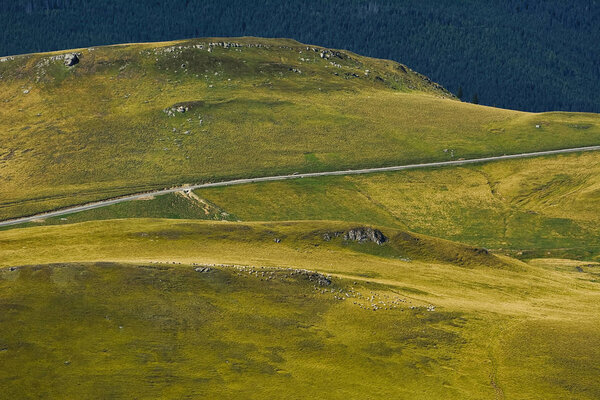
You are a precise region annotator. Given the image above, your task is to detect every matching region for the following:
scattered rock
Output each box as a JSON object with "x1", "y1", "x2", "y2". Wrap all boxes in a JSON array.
[
  {"x1": 64, "y1": 53, "x2": 79, "y2": 66},
  {"x1": 322, "y1": 231, "x2": 343, "y2": 241},
  {"x1": 306, "y1": 271, "x2": 332, "y2": 286},
  {"x1": 318, "y1": 49, "x2": 345, "y2": 60},
  {"x1": 576, "y1": 266, "x2": 584, "y2": 272},
  {"x1": 164, "y1": 105, "x2": 189, "y2": 117}
]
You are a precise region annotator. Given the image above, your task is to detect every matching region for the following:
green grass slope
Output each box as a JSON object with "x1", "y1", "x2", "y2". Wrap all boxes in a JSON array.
[
  {"x1": 0, "y1": 262, "x2": 488, "y2": 399},
  {"x1": 21, "y1": 151, "x2": 600, "y2": 261},
  {"x1": 0, "y1": 219, "x2": 516, "y2": 271},
  {"x1": 2, "y1": 36, "x2": 599, "y2": 398},
  {"x1": 1, "y1": 37, "x2": 600, "y2": 220},
  {"x1": 194, "y1": 151, "x2": 600, "y2": 260},
  {"x1": 1, "y1": 220, "x2": 599, "y2": 398}
]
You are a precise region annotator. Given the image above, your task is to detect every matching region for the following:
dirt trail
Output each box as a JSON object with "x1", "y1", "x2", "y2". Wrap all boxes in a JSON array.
[{"x1": 2, "y1": 145, "x2": 599, "y2": 227}]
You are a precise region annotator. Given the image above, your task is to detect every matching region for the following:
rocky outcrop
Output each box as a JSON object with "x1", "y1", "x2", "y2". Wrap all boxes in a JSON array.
[
  {"x1": 344, "y1": 227, "x2": 387, "y2": 245},
  {"x1": 163, "y1": 105, "x2": 189, "y2": 117},
  {"x1": 64, "y1": 53, "x2": 79, "y2": 66},
  {"x1": 323, "y1": 227, "x2": 387, "y2": 245}
]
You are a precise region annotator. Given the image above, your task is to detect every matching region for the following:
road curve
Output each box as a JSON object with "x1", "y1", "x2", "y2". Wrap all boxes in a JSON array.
[{"x1": 2, "y1": 145, "x2": 599, "y2": 228}]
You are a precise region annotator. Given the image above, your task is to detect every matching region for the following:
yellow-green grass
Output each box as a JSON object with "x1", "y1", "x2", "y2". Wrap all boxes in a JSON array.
[
  {"x1": 0, "y1": 262, "x2": 517, "y2": 399},
  {"x1": 2, "y1": 37, "x2": 600, "y2": 220},
  {"x1": 192, "y1": 151, "x2": 600, "y2": 260},
  {"x1": 18, "y1": 151, "x2": 599, "y2": 260},
  {"x1": 0, "y1": 219, "x2": 595, "y2": 318},
  {"x1": 0, "y1": 219, "x2": 515, "y2": 272},
  {"x1": 1, "y1": 219, "x2": 599, "y2": 398},
  {"x1": 0, "y1": 191, "x2": 237, "y2": 231}
]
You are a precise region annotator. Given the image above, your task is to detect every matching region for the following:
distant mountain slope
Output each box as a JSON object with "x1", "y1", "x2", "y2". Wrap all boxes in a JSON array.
[
  {"x1": 1, "y1": 37, "x2": 599, "y2": 220},
  {"x1": 1, "y1": 0, "x2": 598, "y2": 112}
]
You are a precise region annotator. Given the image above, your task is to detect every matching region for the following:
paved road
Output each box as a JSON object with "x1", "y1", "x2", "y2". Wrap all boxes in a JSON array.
[{"x1": 2, "y1": 145, "x2": 599, "y2": 227}]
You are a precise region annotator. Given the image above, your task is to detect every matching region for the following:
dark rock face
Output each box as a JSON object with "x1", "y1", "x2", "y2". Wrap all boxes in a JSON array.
[
  {"x1": 322, "y1": 227, "x2": 387, "y2": 245},
  {"x1": 343, "y1": 227, "x2": 387, "y2": 245},
  {"x1": 64, "y1": 53, "x2": 79, "y2": 66}
]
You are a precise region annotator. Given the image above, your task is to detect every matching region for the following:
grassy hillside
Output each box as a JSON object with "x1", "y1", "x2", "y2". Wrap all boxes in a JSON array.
[
  {"x1": 2, "y1": 1, "x2": 599, "y2": 113},
  {"x1": 1, "y1": 220, "x2": 599, "y2": 398},
  {"x1": 19, "y1": 151, "x2": 600, "y2": 261},
  {"x1": 194, "y1": 151, "x2": 600, "y2": 260},
  {"x1": 2, "y1": 262, "x2": 478, "y2": 399},
  {"x1": 2, "y1": 36, "x2": 600, "y2": 398},
  {"x1": 0, "y1": 219, "x2": 517, "y2": 271},
  {"x1": 1, "y1": 37, "x2": 600, "y2": 220}
]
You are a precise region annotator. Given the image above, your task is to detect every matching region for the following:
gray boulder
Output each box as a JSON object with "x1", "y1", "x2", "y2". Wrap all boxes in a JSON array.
[{"x1": 64, "y1": 53, "x2": 79, "y2": 66}]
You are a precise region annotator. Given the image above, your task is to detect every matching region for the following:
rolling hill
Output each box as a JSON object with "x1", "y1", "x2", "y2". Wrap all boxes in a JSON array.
[
  {"x1": 1, "y1": 219, "x2": 599, "y2": 398},
  {"x1": 1, "y1": 38, "x2": 600, "y2": 399},
  {"x1": 1, "y1": 37, "x2": 600, "y2": 220},
  {"x1": 2, "y1": 1, "x2": 599, "y2": 113},
  {"x1": 14, "y1": 150, "x2": 600, "y2": 262}
]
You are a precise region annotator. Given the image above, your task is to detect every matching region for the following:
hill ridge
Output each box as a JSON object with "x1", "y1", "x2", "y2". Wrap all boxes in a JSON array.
[{"x1": 1, "y1": 37, "x2": 599, "y2": 221}]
